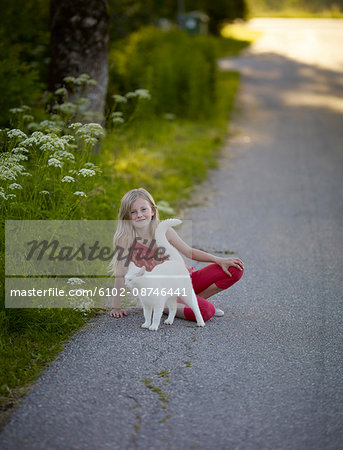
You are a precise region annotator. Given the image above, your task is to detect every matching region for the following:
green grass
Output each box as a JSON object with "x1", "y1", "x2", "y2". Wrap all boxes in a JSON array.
[
  {"x1": 85, "y1": 70, "x2": 240, "y2": 219},
  {"x1": 249, "y1": 6, "x2": 343, "y2": 18},
  {"x1": 0, "y1": 308, "x2": 96, "y2": 428}
]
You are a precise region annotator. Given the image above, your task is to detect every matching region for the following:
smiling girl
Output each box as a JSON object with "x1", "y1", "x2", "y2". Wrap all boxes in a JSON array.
[{"x1": 109, "y1": 188, "x2": 244, "y2": 321}]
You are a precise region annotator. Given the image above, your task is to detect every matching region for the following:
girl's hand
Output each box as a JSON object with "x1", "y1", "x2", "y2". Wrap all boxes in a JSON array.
[
  {"x1": 215, "y1": 257, "x2": 244, "y2": 277},
  {"x1": 109, "y1": 308, "x2": 128, "y2": 318}
]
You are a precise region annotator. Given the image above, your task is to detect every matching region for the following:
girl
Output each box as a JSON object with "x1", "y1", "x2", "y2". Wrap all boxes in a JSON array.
[{"x1": 109, "y1": 188, "x2": 244, "y2": 321}]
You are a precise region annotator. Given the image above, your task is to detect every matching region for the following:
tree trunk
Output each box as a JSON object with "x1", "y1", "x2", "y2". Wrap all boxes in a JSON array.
[{"x1": 49, "y1": 0, "x2": 109, "y2": 122}]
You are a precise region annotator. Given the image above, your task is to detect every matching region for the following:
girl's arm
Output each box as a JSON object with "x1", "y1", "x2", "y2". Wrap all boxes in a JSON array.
[
  {"x1": 166, "y1": 228, "x2": 244, "y2": 277},
  {"x1": 110, "y1": 258, "x2": 129, "y2": 318}
]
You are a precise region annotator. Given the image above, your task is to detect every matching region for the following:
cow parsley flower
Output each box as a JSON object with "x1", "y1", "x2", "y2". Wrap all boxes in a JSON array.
[
  {"x1": 9, "y1": 183, "x2": 23, "y2": 190},
  {"x1": 0, "y1": 188, "x2": 7, "y2": 200},
  {"x1": 7, "y1": 129, "x2": 27, "y2": 142},
  {"x1": 69, "y1": 122, "x2": 82, "y2": 131},
  {"x1": 113, "y1": 94, "x2": 127, "y2": 104},
  {"x1": 74, "y1": 191, "x2": 87, "y2": 197},
  {"x1": 112, "y1": 116, "x2": 124, "y2": 124},
  {"x1": 67, "y1": 277, "x2": 85, "y2": 285},
  {"x1": 135, "y1": 89, "x2": 151, "y2": 100},
  {"x1": 53, "y1": 150, "x2": 75, "y2": 162},
  {"x1": 78, "y1": 168, "x2": 96, "y2": 177},
  {"x1": 9, "y1": 108, "x2": 24, "y2": 114},
  {"x1": 55, "y1": 87, "x2": 68, "y2": 97},
  {"x1": 47, "y1": 158, "x2": 63, "y2": 168},
  {"x1": 61, "y1": 176, "x2": 75, "y2": 183},
  {"x1": 40, "y1": 190, "x2": 50, "y2": 195},
  {"x1": 76, "y1": 123, "x2": 105, "y2": 139}
]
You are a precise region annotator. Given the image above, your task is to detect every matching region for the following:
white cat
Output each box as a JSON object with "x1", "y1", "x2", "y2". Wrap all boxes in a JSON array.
[{"x1": 125, "y1": 219, "x2": 205, "y2": 331}]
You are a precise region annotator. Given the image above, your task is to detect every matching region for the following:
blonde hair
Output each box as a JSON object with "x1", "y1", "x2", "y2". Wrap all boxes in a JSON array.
[{"x1": 108, "y1": 188, "x2": 160, "y2": 275}]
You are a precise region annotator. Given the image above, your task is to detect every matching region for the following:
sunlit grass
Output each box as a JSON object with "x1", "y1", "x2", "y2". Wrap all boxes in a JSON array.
[
  {"x1": 86, "y1": 71, "x2": 240, "y2": 219},
  {"x1": 249, "y1": 6, "x2": 343, "y2": 18},
  {"x1": 221, "y1": 23, "x2": 263, "y2": 42}
]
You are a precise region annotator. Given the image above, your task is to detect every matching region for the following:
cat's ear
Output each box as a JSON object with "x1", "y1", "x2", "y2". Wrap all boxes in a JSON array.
[{"x1": 137, "y1": 266, "x2": 146, "y2": 277}]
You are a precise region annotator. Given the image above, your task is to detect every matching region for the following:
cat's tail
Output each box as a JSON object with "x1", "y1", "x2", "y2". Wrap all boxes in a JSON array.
[{"x1": 155, "y1": 219, "x2": 184, "y2": 264}]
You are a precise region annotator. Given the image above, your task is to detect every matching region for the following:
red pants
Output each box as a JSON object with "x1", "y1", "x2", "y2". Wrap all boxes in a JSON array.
[{"x1": 183, "y1": 264, "x2": 244, "y2": 322}]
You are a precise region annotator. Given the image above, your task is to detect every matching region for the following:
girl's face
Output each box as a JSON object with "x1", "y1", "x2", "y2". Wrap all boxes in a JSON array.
[{"x1": 130, "y1": 198, "x2": 155, "y2": 229}]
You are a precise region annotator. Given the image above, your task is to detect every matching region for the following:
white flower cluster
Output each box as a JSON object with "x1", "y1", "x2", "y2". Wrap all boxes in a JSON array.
[
  {"x1": 111, "y1": 111, "x2": 124, "y2": 124},
  {"x1": 113, "y1": 94, "x2": 127, "y2": 104},
  {"x1": 0, "y1": 152, "x2": 31, "y2": 182},
  {"x1": 75, "y1": 123, "x2": 105, "y2": 139},
  {"x1": 47, "y1": 158, "x2": 63, "y2": 168},
  {"x1": 79, "y1": 168, "x2": 96, "y2": 177},
  {"x1": 7, "y1": 129, "x2": 28, "y2": 142},
  {"x1": 2, "y1": 95, "x2": 103, "y2": 206},
  {"x1": 126, "y1": 89, "x2": 151, "y2": 100},
  {"x1": 61, "y1": 176, "x2": 75, "y2": 183}
]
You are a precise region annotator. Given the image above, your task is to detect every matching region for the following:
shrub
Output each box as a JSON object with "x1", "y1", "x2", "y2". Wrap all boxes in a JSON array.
[{"x1": 108, "y1": 27, "x2": 219, "y2": 119}]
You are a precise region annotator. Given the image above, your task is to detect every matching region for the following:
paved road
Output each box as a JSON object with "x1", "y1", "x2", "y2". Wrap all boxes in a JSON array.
[{"x1": 1, "y1": 19, "x2": 343, "y2": 450}]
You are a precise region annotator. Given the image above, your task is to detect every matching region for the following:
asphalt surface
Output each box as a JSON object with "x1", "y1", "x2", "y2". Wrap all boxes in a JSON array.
[{"x1": 1, "y1": 19, "x2": 343, "y2": 450}]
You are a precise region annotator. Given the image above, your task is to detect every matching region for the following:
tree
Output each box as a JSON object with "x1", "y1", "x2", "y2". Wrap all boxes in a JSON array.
[{"x1": 49, "y1": 0, "x2": 109, "y2": 121}]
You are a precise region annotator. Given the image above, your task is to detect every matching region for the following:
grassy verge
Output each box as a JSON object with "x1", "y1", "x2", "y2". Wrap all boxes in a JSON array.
[
  {"x1": 0, "y1": 308, "x2": 96, "y2": 429},
  {"x1": 248, "y1": 7, "x2": 343, "y2": 18},
  {"x1": 0, "y1": 28, "x2": 256, "y2": 428},
  {"x1": 86, "y1": 70, "x2": 240, "y2": 219}
]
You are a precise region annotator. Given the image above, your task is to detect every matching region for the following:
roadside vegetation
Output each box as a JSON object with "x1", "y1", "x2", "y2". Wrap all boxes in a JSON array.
[
  {"x1": 0, "y1": 19, "x2": 258, "y2": 427},
  {"x1": 247, "y1": 0, "x2": 343, "y2": 18}
]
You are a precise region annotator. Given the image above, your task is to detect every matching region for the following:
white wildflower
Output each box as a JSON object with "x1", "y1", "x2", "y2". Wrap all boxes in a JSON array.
[
  {"x1": 112, "y1": 117, "x2": 124, "y2": 124},
  {"x1": 6, "y1": 194, "x2": 16, "y2": 199},
  {"x1": 83, "y1": 162, "x2": 101, "y2": 174},
  {"x1": 55, "y1": 87, "x2": 68, "y2": 96},
  {"x1": 63, "y1": 76, "x2": 76, "y2": 84},
  {"x1": 61, "y1": 176, "x2": 75, "y2": 183},
  {"x1": 67, "y1": 277, "x2": 85, "y2": 285},
  {"x1": 28, "y1": 122, "x2": 39, "y2": 130},
  {"x1": 61, "y1": 135, "x2": 76, "y2": 144},
  {"x1": 73, "y1": 191, "x2": 87, "y2": 197},
  {"x1": 22, "y1": 115, "x2": 34, "y2": 122},
  {"x1": 135, "y1": 89, "x2": 151, "y2": 100},
  {"x1": 81, "y1": 136, "x2": 97, "y2": 146},
  {"x1": 39, "y1": 120, "x2": 61, "y2": 132},
  {"x1": 112, "y1": 111, "x2": 123, "y2": 118},
  {"x1": 58, "y1": 102, "x2": 77, "y2": 114},
  {"x1": 12, "y1": 146, "x2": 29, "y2": 154},
  {"x1": 0, "y1": 188, "x2": 7, "y2": 200},
  {"x1": 7, "y1": 129, "x2": 27, "y2": 142},
  {"x1": 40, "y1": 190, "x2": 50, "y2": 195},
  {"x1": 125, "y1": 91, "x2": 137, "y2": 99},
  {"x1": 113, "y1": 94, "x2": 127, "y2": 104},
  {"x1": 53, "y1": 150, "x2": 75, "y2": 162},
  {"x1": 76, "y1": 123, "x2": 105, "y2": 139},
  {"x1": 9, "y1": 183, "x2": 23, "y2": 190},
  {"x1": 69, "y1": 122, "x2": 82, "y2": 131},
  {"x1": 47, "y1": 158, "x2": 63, "y2": 168},
  {"x1": 14, "y1": 153, "x2": 28, "y2": 161},
  {"x1": 78, "y1": 74, "x2": 90, "y2": 81},
  {"x1": 0, "y1": 153, "x2": 28, "y2": 181},
  {"x1": 78, "y1": 168, "x2": 96, "y2": 177},
  {"x1": 83, "y1": 162, "x2": 96, "y2": 168},
  {"x1": 9, "y1": 108, "x2": 24, "y2": 114}
]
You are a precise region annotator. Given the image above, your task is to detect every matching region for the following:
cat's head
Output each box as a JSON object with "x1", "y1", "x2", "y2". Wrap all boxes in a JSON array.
[{"x1": 124, "y1": 262, "x2": 146, "y2": 288}]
